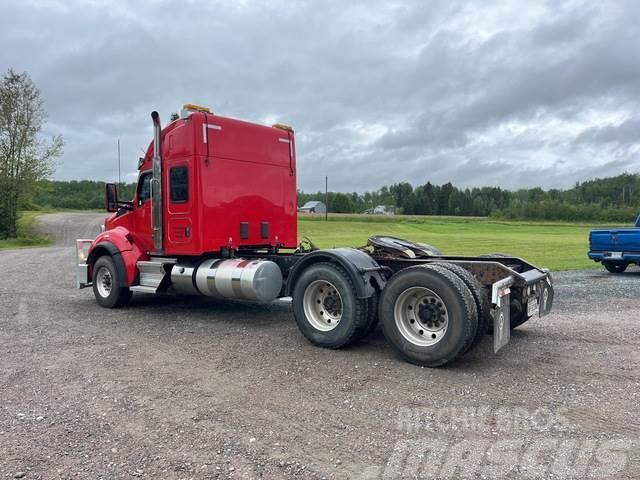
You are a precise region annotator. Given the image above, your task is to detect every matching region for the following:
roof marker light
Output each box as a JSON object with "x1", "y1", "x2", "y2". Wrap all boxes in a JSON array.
[
  {"x1": 272, "y1": 123, "x2": 294, "y2": 133},
  {"x1": 183, "y1": 103, "x2": 211, "y2": 113}
]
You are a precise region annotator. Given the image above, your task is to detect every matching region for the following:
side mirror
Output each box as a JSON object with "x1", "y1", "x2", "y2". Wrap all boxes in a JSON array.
[{"x1": 105, "y1": 183, "x2": 118, "y2": 212}]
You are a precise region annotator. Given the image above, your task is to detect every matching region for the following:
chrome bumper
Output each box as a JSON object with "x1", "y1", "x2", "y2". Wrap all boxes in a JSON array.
[
  {"x1": 77, "y1": 263, "x2": 91, "y2": 289},
  {"x1": 76, "y1": 239, "x2": 94, "y2": 289}
]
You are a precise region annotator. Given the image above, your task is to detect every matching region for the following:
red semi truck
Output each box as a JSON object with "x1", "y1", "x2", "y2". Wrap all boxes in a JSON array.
[{"x1": 76, "y1": 104, "x2": 554, "y2": 367}]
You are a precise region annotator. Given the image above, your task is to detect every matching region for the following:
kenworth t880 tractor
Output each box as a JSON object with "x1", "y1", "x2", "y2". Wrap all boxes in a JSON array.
[{"x1": 76, "y1": 104, "x2": 554, "y2": 367}]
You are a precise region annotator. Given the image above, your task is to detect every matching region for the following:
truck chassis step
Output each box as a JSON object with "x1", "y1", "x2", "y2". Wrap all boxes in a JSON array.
[
  {"x1": 134, "y1": 259, "x2": 175, "y2": 293},
  {"x1": 129, "y1": 285, "x2": 160, "y2": 294}
]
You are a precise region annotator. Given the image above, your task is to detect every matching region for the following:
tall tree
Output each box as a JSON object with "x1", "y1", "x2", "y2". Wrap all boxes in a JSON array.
[
  {"x1": 331, "y1": 192, "x2": 354, "y2": 213},
  {"x1": 390, "y1": 182, "x2": 414, "y2": 213},
  {"x1": 0, "y1": 69, "x2": 63, "y2": 238}
]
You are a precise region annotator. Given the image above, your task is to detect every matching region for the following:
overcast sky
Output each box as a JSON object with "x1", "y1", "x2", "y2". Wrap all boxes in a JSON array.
[{"x1": 2, "y1": 0, "x2": 639, "y2": 192}]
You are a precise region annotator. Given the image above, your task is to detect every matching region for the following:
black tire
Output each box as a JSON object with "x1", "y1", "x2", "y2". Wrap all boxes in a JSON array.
[
  {"x1": 292, "y1": 262, "x2": 367, "y2": 349},
  {"x1": 92, "y1": 255, "x2": 132, "y2": 308},
  {"x1": 378, "y1": 265, "x2": 478, "y2": 367},
  {"x1": 426, "y1": 264, "x2": 479, "y2": 354},
  {"x1": 431, "y1": 262, "x2": 490, "y2": 351},
  {"x1": 509, "y1": 298, "x2": 529, "y2": 329},
  {"x1": 603, "y1": 261, "x2": 628, "y2": 273},
  {"x1": 360, "y1": 292, "x2": 380, "y2": 339},
  {"x1": 487, "y1": 296, "x2": 528, "y2": 332}
]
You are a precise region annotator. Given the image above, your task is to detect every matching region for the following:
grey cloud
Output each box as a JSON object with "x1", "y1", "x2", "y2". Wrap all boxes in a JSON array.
[
  {"x1": 1, "y1": 0, "x2": 639, "y2": 191},
  {"x1": 575, "y1": 116, "x2": 640, "y2": 145}
]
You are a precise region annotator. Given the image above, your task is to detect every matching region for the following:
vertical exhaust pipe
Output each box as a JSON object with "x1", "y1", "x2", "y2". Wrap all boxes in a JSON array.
[{"x1": 151, "y1": 111, "x2": 163, "y2": 251}]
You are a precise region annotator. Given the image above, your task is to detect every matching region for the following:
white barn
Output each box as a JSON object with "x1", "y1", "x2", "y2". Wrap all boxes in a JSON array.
[{"x1": 298, "y1": 201, "x2": 327, "y2": 214}]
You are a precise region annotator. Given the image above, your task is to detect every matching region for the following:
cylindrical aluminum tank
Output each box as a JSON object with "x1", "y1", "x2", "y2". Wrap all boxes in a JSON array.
[
  {"x1": 171, "y1": 258, "x2": 283, "y2": 302},
  {"x1": 170, "y1": 260, "x2": 199, "y2": 295}
]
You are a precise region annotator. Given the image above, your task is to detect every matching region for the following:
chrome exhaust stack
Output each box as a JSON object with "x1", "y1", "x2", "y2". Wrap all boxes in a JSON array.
[{"x1": 151, "y1": 111, "x2": 163, "y2": 251}]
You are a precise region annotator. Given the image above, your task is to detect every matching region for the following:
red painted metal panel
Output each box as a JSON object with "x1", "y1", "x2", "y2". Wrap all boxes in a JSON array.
[
  {"x1": 103, "y1": 110, "x2": 297, "y2": 256},
  {"x1": 89, "y1": 227, "x2": 147, "y2": 285}
]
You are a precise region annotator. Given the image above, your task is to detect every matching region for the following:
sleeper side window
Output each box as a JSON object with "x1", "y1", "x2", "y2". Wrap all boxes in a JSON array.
[
  {"x1": 137, "y1": 172, "x2": 152, "y2": 206},
  {"x1": 170, "y1": 166, "x2": 188, "y2": 203}
]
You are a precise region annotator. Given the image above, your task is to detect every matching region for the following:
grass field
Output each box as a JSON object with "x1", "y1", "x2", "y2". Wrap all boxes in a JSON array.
[
  {"x1": 0, "y1": 211, "x2": 54, "y2": 250},
  {"x1": 298, "y1": 214, "x2": 605, "y2": 271}
]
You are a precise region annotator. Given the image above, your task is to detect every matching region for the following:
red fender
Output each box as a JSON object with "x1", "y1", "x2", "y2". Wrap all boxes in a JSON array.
[{"x1": 88, "y1": 227, "x2": 147, "y2": 286}]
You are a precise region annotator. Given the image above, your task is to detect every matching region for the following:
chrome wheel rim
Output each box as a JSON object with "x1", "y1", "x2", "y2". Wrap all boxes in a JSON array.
[
  {"x1": 96, "y1": 266, "x2": 113, "y2": 298},
  {"x1": 394, "y1": 287, "x2": 448, "y2": 346},
  {"x1": 302, "y1": 280, "x2": 343, "y2": 331}
]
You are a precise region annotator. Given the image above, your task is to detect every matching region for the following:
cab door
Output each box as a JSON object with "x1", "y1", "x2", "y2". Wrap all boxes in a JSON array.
[
  {"x1": 165, "y1": 161, "x2": 194, "y2": 253},
  {"x1": 133, "y1": 171, "x2": 154, "y2": 253}
]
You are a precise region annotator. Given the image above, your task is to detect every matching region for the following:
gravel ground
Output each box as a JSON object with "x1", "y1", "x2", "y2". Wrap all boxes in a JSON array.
[{"x1": 0, "y1": 213, "x2": 639, "y2": 479}]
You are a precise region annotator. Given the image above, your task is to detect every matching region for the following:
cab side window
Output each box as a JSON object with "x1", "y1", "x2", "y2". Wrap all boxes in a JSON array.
[
  {"x1": 170, "y1": 166, "x2": 188, "y2": 203},
  {"x1": 137, "y1": 172, "x2": 152, "y2": 206}
]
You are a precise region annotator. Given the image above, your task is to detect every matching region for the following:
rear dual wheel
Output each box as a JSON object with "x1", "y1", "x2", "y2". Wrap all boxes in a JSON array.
[
  {"x1": 379, "y1": 265, "x2": 478, "y2": 367},
  {"x1": 292, "y1": 262, "x2": 370, "y2": 349},
  {"x1": 293, "y1": 262, "x2": 482, "y2": 366}
]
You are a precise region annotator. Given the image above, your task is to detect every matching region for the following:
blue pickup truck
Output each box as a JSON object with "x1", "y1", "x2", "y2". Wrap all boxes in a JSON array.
[{"x1": 588, "y1": 215, "x2": 640, "y2": 273}]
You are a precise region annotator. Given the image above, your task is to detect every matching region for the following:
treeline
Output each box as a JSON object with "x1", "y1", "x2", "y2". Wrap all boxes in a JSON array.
[
  {"x1": 298, "y1": 173, "x2": 640, "y2": 222},
  {"x1": 21, "y1": 173, "x2": 640, "y2": 223},
  {"x1": 23, "y1": 180, "x2": 136, "y2": 210}
]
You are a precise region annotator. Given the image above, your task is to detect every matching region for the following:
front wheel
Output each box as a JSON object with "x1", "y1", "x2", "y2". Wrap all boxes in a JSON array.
[
  {"x1": 603, "y1": 261, "x2": 628, "y2": 273},
  {"x1": 92, "y1": 256, "x2": 132, "y2": 308}
]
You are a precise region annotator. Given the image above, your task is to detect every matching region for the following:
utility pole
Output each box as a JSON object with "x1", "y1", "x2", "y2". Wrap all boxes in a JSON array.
[
  {"x1": 117, "y1": 138, "x2": 122, "y2": 194},
  {"x1": 325, "y1": 176, "x2": 329, "y2": 223}
]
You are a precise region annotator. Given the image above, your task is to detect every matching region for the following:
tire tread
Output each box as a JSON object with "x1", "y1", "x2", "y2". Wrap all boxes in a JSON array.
[
  {"x1": 431, "y1": 262, "x2": 489, "y2": 351},
  {"x1": 423, "y1": 264, "x2": 478, "y2": 356}
]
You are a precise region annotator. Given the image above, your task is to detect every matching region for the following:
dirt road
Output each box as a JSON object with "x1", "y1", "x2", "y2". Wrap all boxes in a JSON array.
[{"x1": 1, "y1": 213, "x2": 638, "y2": 479}]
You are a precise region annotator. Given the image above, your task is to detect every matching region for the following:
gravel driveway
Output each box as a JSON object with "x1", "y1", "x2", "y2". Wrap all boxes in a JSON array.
[{"x1": 0, "y1": 213, "x2": 638, "y2": 479}]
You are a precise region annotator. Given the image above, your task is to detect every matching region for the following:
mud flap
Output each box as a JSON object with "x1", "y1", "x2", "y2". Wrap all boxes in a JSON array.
[
  {"x1": 538, "y1": 277, "x2": 554, "y2": 317},
  {"x1": 491, "y1": 276, "x2": 513, "y2": 353}
]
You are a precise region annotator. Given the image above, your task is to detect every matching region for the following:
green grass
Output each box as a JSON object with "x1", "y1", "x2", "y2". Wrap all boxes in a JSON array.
[
  {"x1": 299, "y1": 214, "x2": 602, "y2": 271},
  {"x1": 0, "y1": 211, "x2": 54, "y2": 250}
]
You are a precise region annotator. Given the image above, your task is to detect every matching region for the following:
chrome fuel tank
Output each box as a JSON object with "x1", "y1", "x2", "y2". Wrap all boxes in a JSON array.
[{"x1": 171, "y1": 258, "x2": 283, "y2": 302}]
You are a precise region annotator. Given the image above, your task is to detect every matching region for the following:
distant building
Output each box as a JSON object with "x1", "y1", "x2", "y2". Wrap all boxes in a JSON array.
[
  {"x1": 364, "y1": 205, "x2": 395, "y2": 215},
  {"x1": 298, "y1": 200, "x2": 327, "y2": 214}
]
